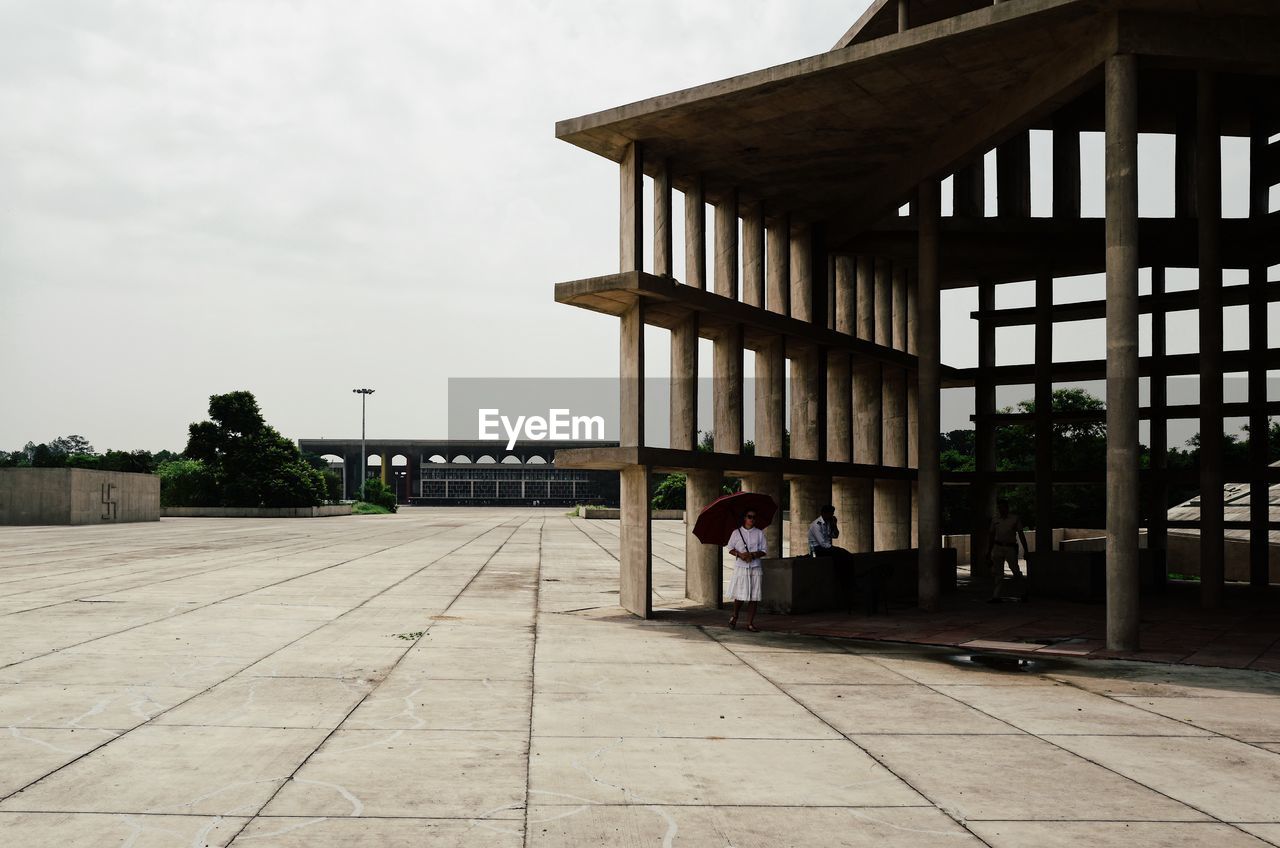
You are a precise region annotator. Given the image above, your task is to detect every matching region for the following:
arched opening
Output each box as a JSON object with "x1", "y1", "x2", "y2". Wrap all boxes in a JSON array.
[
  {"x1": 476, "y1": 455, "x2": 497, "y2": 464},
  {"x1": 452, "y1": 455, "x2": 472, "y2": 464},
  {"x1": 428, "y1": 454, "x2": 447, "y2": 464},
  {"x1": 526, "y1": 455, "x2": 548, "y2": 465},
  {"x1": 391, "y1": 454, "x2": 410, "y2": 501},
  {"x1": 500, "y1": 455, "x2": 523, "y2": 464}
]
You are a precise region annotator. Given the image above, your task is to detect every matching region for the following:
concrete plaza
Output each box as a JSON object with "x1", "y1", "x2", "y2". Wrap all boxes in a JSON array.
[{"x1": 2, "y1": 509, "x2": 1280, "y2": 847}]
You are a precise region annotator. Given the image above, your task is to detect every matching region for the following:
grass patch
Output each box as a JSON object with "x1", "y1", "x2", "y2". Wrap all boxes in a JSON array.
[{"x1": 353, "y1": 501, "x2": 392, "y2": 515}]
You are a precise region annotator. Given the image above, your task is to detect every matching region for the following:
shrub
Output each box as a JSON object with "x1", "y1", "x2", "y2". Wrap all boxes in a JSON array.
[
  {"x1": 156, "y1": 459, "x2": 219, "y2": 507},
  {"x1": 357, "y1": 479, "x2": 398, "y2": 513}
]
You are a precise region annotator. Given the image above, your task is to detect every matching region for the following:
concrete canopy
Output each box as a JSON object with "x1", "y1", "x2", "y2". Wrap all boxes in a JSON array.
[{"x1": 555, "y1": 0, "x2": 1280, "y2": 245}]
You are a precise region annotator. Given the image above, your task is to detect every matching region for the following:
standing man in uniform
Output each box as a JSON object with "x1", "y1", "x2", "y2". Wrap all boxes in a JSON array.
[{"x1": 986, "y1": 498, "x2": 1029, "y2": 603}]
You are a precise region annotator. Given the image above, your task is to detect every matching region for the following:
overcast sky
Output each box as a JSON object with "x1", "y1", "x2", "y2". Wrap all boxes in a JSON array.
[{"x1": 0, "y1": 1, "x2": 1269, "y2": 454}]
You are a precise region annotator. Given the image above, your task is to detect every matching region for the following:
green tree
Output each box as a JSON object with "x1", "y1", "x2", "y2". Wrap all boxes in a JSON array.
[
  {"x1": 184, "y1": 391, "x2": 327, "y2": 508},
  {"x1": 156, "y1": 459, "x2": 219, "y2": 507},
  {"x1": 357, "y1": 479, "x2": 398, "y2": 513}
]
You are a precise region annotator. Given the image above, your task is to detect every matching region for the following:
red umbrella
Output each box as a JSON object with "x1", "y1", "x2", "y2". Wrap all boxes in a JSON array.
[{"x1": 692, "y1": 491, "x2": 779, "y2": 546}]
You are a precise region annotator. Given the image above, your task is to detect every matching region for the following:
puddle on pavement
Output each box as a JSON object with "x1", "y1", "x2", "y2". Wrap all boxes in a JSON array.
[{"x1": 944, "y1": 652, "x2": 1068, "y2": 674}]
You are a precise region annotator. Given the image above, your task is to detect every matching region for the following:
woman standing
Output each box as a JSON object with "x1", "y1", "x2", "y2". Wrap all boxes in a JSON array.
[{"x1": 727, "y1": 510, "x2": 767, "y2": 631}]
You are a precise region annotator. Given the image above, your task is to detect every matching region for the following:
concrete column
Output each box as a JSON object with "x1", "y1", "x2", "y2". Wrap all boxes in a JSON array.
[
  {"x1": 766, "y1": 215, "x2": 790, "y2": 316},
  {"x1": 684, "y1": 175, "x2": 706, "y2": 290},
  {"x1": 877, "y1": 366, "x2": 910, "y2": 552},
  {"x1": 619, "y1": 464, "x2": 652, "y2": 618},
  {"x1": 654, "y1": 158, "x2": 673, "y2": 277},
  {"x1": 714, "y1": 190, "x2": 739, "y2": 300},
  {"x1": 1197, "y1": 70, "x2": 1224, "y2": 609},
  {"x1": 670, "y1": 314, "x2": 698, "y2": 451},
  {"x1": 742, "y1": 472, "x2": 784, "y2": 560},
  {"x1": 620, "y1": 301, "x2": 645, "y2": 447},
  {"x1": 791, "y1": 475, "x2": 831, "y2": 558},
  {"x1": 713, "y1": 324, "x2": 744, "y2": 454},
  {"x1": 1104, "y1": 53, "x2": 1141, "y2": 651},
  {"x1": 853, "y1": 363, "x2": 882, "y2": 466},
  {"x1": 380, "y1": 451, "x2": 389, "y2": 486},
  {"x1": 790, "y1": 345, "x2": 822, "y2": 462},
  {"x1": 856, "y1": 256, "x2": 875, "y2": 342},
  {"x1": 897, "y1": 0, "x2": 910, "y2": 31},
  {"x1": 874, "y1": 259, "x2": 892, "y2": 347},
  {"x1": 1149, "y1": 267, "x2": 1169, "y2": 587},
  {"x1": 843, "y1": 478, "x2": 875, "y2": 553},
  {"x1": 620, "y1": 142, "x2": 643, "y2": 272},
  {"x1": 755, "y1": 336, "x2": 786, "y2": 458},
  {"x1": 790, "y1": 223, "x2": 812, "y2": 322},
  {"x1": 742, "y1": 203, "x2": 765, "y2": 308},
  {"x1": 827, "y1": 351, "x2": 852, "y2": 464},
  {"x1": 997, "y1": 131, "x2": 1031, "y2": 218},
  {"x1": 1249, "y1": 123, "x2": 1271, "y2": 590},
  {"x1": 972, "y1": 280, "x2": 996, "y2": 591},
  {"x1": 1035, "y1": 275, "x2": 1054, "y2": 564},
  {"x1": 1052, "y1": 117, "x2": 1082, "y2": 219},
  {"x1": 835, "y1": 256, "x2": 856, "y2": 336},
  {"x1": 883, "y1": 369, "x2": 907, "y2": 468},
  {"x1": 954, "y1": 160, "x2": 984, "y2": 218},
  {"x1": 874, "y1": 479, "x2": 911, "y2": 551},
  {"x1": 892, "y1": 266, "x2": 908, "y2": 352},
  {"x1": 685, "y1": 469, "x2": 724, "y2": 608}
]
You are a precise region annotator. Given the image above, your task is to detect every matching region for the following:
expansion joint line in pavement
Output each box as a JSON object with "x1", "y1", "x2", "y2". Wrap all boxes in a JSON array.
[
  {"x1": 520, "y1": 516, "x2": 546, "y2": 848},
  {"x1": 220, "y1": 514, "x2": 534, "y2": 847},
  {"x1": 698, "y1": 628, "x2": 997, "y2": 848},
  {"x1": 566, "y1": 517, "x2": 681, "y2": 603},
  {"x1": 0, "y1": 513, "x2": 525, "y2": 810}
]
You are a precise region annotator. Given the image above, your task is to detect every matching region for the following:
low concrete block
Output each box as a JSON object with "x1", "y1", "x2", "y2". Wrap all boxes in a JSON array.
[
  {"x1": 0, "y1": 468, "x2": 160, "y2": 525},
  {"x1": 160, "y1": 505, "x2": 353, "y2": 518}
]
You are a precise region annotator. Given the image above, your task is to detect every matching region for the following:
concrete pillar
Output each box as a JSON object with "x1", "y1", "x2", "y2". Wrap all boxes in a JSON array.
[
  {"x1": 670, "y1": 314, "x2": 698, "y2": 451},
  {"x1": 620, "y1": 142, "x2": 643, "y2": 272},
  {"x1": 972, "y1": 280, "x2": 997, "y2": 591},
  {"x1": 874, "y1": 259, "x2": 892, "y2": 347},
  {"x1": 754, "y1": 336, "x2": 786, "y2": 458},
  {"x1": 380, "y1": 451, "x2": 389, "y2": 486},
  {"x1": 1035, "y1": 275, "x2": 1054, "y2": 562},
  {"x1": 685, "y1": 175, "x2": 706, "y2": 290},
  {"x1": 892, "y1": 265, "x2": 908, "y2": 352},
  {"x1": 1104, "y1": 53, "x2": 1141, "y2": 651},
  {"x1": 1249, "y1": 123, "x2": 1271, "y2": 590},
  {"x1": 897, "y1": 0, "x2": 910, "y2": 31},
  {"x1": 742, "y1": 472, "x2": 784, "y2": 560},
  {"x1": 686, "y1": 469, "x2": 724, "y2": 608},
  {"x1": 766, "y1": 215, "x2": 790, "y2": 316},
  {"x1": 854, "y1": 363, "x2": 882, "y2": 466},
  {"x1": 997, "y1": 131, "x2": 1031, "y2": 218},
  {"x1": 874, "y1": 479, "x2": 911, "y2": 551},
  {"x1": 713, "y1": 325, "x2": 744, "y2": 454},
  {"x1": 921, "y1": 183, "x2": 942, "y2": 614},
  {"x1": 856, "y1": 256, "x2": 875, "y2": 342},
  {"x1": 843, "y1": 478, "x2": 875, "y2": 553},
  {"x1": 827, "y1": 351, "x2": 852, "y2": 464},
  {"x1": 1149, "y1": 267, "x2": 1169, "y2": 586},
  {"x1": 877, "y1": 365, "x2": 910, "y2": 552},
  {"x1": 954, "y1": 160, "x2": 984, "y2": 218},
  {"x1": 619, "y1": 464, "x2": 652, "y2": 618},
  {"x1": 1053, "y1": 117, "x2": 1082, "y2": 219},
  {"x1": 835, "y1": 256, "x2": 856, "y2": 336},
  {"x1": 790, "y1": 223, "x2": 812, "y2": 322},
  {"x1": 742, "y1": 202, "x2": 765, "y2": 308},
  {"x1": 1197, "y1": 70, "x2": 1224, "y2": 609},
  {"x1": 654, "y1": 158, "x2": 673, "y2": 277},
  {"x1": 714, "y1": 190, "x2": 739, "y2": 300},
  {"x1": 791, "y1": 475, "x2": 831, "y2": 558},
  {"x1": 620, "y1": 301, "x2": 645, "y2": 448},
  {"x1": 790, "y1": 345, "x2": 822, "y2": 462}
]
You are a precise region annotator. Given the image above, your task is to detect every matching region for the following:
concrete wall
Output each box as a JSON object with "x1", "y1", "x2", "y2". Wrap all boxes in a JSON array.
[
  {"x1": 161, "y1": 505, "x2": 353, "y2": 518},
  {"x1": 0, "y1": 468, "x2": 160, "y2": 525}
]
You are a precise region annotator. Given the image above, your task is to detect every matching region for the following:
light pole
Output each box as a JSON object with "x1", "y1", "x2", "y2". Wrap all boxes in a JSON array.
[{"x1": 353, "y1": 388, "x2": 374, "y2": 496}]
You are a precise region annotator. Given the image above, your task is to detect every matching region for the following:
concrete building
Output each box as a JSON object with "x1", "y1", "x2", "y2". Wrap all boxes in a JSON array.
[
  {"x1": 552, "y1": 0, "x2": 1279, "y2": 650},
  {"x1": 298, "y1": 439, "x2": 619, "y2": 507},
  {"x1": 0, "y1": 468, "x2": 160, "y2": 525}
]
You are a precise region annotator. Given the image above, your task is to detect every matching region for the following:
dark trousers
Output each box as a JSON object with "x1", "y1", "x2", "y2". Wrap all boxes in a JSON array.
[{"x1": 814, "y1": 546, "x2": 859, "y2": 612}]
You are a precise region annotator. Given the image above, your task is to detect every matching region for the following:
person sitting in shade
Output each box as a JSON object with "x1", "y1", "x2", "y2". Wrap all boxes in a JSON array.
[
  {"x1": 808, "y1": 505, "x2": 858, "y2": 611},
  {"x1": 727, "y1": 510, "x2": 767, "y2": 632},
  {"x1": 986, "y1": 498, "x2": 1029, "y2": 603}
]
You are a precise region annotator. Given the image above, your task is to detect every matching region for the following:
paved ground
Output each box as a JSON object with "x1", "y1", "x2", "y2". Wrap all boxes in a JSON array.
[{"x1": 2, "y1": 509, "x2": 1280, "y2": 847}]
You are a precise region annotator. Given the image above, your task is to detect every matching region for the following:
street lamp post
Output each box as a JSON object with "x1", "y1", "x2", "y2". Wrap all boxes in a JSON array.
[{"x1": 353, "y1": 388, "x2": 374, "y2": 497}]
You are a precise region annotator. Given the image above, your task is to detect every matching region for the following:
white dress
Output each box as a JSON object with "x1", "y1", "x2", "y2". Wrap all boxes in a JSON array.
[{"x1": 727, "y1": 526, "x2": 767, "y2": 602}]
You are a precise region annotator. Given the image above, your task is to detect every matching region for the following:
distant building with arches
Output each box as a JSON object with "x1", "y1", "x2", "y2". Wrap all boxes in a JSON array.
[{"x1": 297, "y1": 439, "x2": 619, "y2": 507}]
